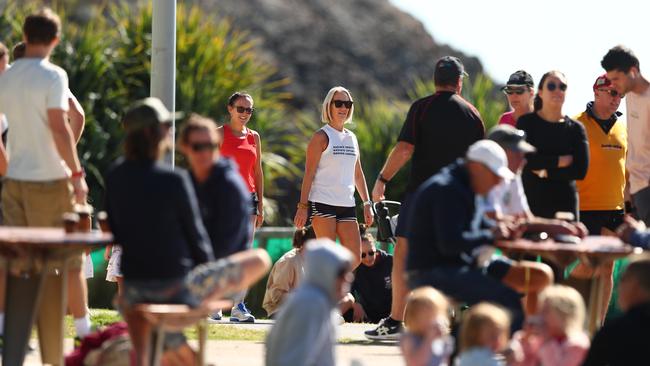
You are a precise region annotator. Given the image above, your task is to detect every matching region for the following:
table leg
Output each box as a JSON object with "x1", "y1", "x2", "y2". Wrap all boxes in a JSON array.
[
  {"x1": 588, "y1": 273, "x2": 605, "y2": 336},
  {"x1": 36, "y1": 271, "x2": 67, "y2": 366},
  {"x1": 2, "y1": 271, "x2": 46, "y2": 366}
]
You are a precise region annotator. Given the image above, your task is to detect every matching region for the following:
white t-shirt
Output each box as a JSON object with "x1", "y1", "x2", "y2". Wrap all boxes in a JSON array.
[
  {"x1": 484, "y1": 175, "x2": 530, "y2": 217},
  {"x1": 309, "y1": 124, "x2": 359, "y2": 207},
  {"x1": 0, "y1": 58, "x2": 70, "y2": 181},
  {"x1": 626, "y1": 86, "x2": 650, "y2": 194}
]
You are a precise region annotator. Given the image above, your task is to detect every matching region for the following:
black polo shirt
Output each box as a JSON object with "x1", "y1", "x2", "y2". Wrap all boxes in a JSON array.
[{"x1": 398, "y1": 91, "x2": 484, "y2": 193}]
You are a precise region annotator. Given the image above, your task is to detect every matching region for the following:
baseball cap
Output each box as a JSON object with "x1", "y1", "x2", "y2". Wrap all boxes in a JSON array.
[
  {"x1": 487, "y1": 125, "x2": 536, "y2": 153},
  {"x1": 122, "y1": 97, "x2": 182, "y2": 132},
  {"x1": 466, "y1": 140, "x2": 515, "y2": 180},
  {"x1": 434, "y1": 56, "x2": 468, "y2": 80},
  {"x1": 593, "y1": 74, "x2": 614, "y2": 90},
  {"x1": 501, "y1": 70, "x2": 534, "y2": 90}
]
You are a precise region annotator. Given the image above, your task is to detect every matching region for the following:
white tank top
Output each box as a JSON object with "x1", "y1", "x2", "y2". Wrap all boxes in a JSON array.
[{"x1": 309, "y1": 124, "x2": 359, "y2": 207}]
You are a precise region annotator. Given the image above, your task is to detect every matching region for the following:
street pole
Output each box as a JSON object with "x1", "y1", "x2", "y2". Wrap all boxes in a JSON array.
[{"x1": 151, "y1": 0, "x2": 177, "y2": 166}]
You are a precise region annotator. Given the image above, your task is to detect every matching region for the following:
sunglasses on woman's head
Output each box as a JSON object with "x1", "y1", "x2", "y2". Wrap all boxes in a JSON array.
[
  {"x1": 598, "y1": 88, "x2": 624, "y2": 98},
  {"x1": 546, "y1": 82, "x2": 567, "y2": 92},
  {"x1": 190, "y1": 142, "x2": 219, "y2": 152},
  {"x1": 235, "y1": 106, "x2": 254, "y2": 114},
  {"x1": 361, "y1": 249, "x2": 376, "y2": 259},
  {"x1": 332, "y1": 100, "x2": 353, "y2": 109}
]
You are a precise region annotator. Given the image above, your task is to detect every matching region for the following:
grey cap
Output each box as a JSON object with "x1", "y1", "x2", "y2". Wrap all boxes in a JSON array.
[
  {"x1": 122, "y1": 97, "x2": 182, "y2": 132},
  {"x1": 487, "y1": 125, "x2": 536, "y2": 153}
]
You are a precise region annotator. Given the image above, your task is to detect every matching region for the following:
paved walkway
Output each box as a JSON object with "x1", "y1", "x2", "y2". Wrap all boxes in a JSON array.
[{"x1": 22, "y1": 322, "x2": 404, "y2": 366}]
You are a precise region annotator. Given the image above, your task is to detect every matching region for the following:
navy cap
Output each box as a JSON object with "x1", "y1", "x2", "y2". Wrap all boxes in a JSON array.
[{"x1": 434, "y1": 56, "x2": 467, "y2": 81}]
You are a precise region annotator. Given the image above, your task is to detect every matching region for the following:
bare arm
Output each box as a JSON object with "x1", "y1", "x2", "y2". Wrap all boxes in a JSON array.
[
  {"x1": 293, "y1": 131, "x2": 327, "y2": 227},
  {"x1": 355, "y1": 156, "x2": 374, "y2": 226},
  {"x1": 48, "y1": 108, "x2": 87, "y2": 203},
  {"x1": 371, "y1": 141, "x2": 414, "y2": 201},
  {"x1": 253, "y1": 131, "x2": 264, "y2": 227},
  {"x1": 0, "y1": 137, "x2": 7, "y2": 176},
  {"x1": 67, "y1": 94, "x2": 85, "y2": 144}
]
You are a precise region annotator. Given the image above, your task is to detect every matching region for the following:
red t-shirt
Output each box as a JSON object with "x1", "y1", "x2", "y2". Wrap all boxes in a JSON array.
[
  {"x1": 498, "y1": 111, "x2": 516, "y2": 126},
  {"x1": 221, "y1": 125, "x2": 257, "y2": 192}
]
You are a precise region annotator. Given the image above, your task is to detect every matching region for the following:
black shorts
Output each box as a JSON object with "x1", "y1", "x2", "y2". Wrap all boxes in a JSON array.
[
  {"x1": 394, "y1": 193, "x2": 414, "y2": 238},
  {"x1": 309, "y1": 201, "x2": 357, "y2": 223},
  {"x1": 579, "y1": 210, "x2": 624, "y2": 235},
  {"x1": 251, "y1": 192, "x2": 260, "y2": 215}
]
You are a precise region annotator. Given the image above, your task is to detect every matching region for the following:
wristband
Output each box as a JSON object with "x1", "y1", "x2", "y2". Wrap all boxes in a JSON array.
[
  {"x1": 70, "y1": 168, "x2": 85, "y2": 179},
  {"x1": 297, "y1": 202, "x2": 309, "y2": 209},
  {"x1": 377, "y1": 173, "x2": 389, "y2": 184},
  {"x1": 363, "y1": 200, "x2": 372, "y2": 206}
]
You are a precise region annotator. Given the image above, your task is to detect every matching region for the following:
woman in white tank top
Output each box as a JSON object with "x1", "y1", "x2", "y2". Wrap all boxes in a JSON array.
[{"x1": 294, "y1": 86, "x2": 373, "y2": 268}]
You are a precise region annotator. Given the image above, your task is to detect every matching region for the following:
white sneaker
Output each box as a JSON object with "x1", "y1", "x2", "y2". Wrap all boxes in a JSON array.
[
  {"x1": 207, "y1": 309, "x2": 223, "y2": 323},
  {"x1": 230, "y1": 302, "x2": 255, "y2": 323}
]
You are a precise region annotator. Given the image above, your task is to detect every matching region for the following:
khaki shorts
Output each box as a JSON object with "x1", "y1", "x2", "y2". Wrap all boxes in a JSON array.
[{"x1": 0, "y1": 178, "x2": 82, "y2": 272}]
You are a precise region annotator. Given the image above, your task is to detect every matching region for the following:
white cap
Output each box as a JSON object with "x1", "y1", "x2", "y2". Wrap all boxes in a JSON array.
[{"x1": 466, "y1": 140, "x2": 515, "y2": 180}]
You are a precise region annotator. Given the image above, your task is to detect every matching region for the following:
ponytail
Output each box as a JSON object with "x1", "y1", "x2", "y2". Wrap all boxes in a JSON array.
[
  {"x1": 533, "y1": 94, "x2": 543, "y2": 111},
  {"x1": 293, "y1": 225, "x2": 316, "y2": 249}
]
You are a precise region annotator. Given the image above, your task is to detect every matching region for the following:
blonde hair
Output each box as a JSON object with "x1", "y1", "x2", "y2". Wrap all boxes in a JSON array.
[
  {"x1": 404, "y1": 287, "x2": 449, "y2": 330},
  {"x1": 321, "y1": 86, "x2": 354, "y2": 124},
  {"x1": 460, "y1": 303, "x2": 510, "y2": 352},
  {"x1": 539, "y1": 285, "x2": 585, "y2": 335}
]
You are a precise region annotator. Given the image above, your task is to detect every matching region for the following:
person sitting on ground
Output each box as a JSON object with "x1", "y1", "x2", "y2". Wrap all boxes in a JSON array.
[
  {"x1": 104, "y1": 97, "x2": 270, "y2": 366},
  {"x1": 343, "y1": 224, "x2": 393, "y2": 323},
  {"x1": 265, "y1": 239, "x2": 354, "y2": 366},
  {"x1": 581, "y1": 256, "x2": 650, "y2": 366},
  {"x1": 455, "y1": 303, "x2": 512, "y2": 366},
  {"x1": 400, "y1": 287, "x2": 454, "y2": 366},
  {"x1": 262, "y1": 225, "x2": 315, "y2": 318},
  {"x1": 512, "y1": 285, "x2": 589, "y2": 366},
  {"x1": 406, "y1": 140, "x2": 526, "y2": 332}
]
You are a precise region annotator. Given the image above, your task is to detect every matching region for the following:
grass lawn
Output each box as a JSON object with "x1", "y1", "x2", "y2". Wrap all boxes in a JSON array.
[{"x1": 62, "y1": 309, "x2": 267, "y2": 341}]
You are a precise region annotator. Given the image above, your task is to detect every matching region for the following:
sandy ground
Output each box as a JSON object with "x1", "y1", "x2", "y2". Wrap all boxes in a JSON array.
[{"x1": 20, "y1": 321, "x2": 405, "y2": 366}]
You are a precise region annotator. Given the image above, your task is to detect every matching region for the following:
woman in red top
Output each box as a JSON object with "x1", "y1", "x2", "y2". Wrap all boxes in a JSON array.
[{"x1": 219, "y1": 92, "x2": 264, "y2": 322}]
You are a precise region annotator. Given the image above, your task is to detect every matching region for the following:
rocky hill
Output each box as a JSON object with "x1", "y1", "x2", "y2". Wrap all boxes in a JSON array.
[{"x1": 191, "y1": 0, "x2": 486, "y2": 107}]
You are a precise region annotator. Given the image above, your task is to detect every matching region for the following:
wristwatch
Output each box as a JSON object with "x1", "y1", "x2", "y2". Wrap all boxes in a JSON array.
[{"x1": 377, "y1": 173, "x2": 389, "y2": 184}]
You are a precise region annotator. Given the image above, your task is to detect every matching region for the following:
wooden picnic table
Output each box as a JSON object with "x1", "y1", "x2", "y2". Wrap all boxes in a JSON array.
[
  {"x1": 496, "y1": 235, "x2": 643, "y2": 335},
  {"x1": 0, "y1": 227, "x2": 112, "y2": 366}
]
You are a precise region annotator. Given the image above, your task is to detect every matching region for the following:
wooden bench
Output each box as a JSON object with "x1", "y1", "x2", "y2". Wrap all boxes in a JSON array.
[{"x1": 128, "y1": 300, "x2": 232, "y2": 366}]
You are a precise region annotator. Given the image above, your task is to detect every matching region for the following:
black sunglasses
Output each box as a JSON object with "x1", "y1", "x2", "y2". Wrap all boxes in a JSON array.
[
  {"x1": 190, "y1": 142, "x2": 219, "y2": 152},
  {"x1": 546, "y1": 82, "x2": 567, "y2": 92},
  {"x1": 332, "y1": 100, "x2": 353, "y2": 109},
  {"x1": 361, "y1": 250, "x2": 376, "y2": 259},
  {"x1": 235, "y1": 106, "x2": 254, "y2": 114},
  {"x1": 598, "y1": 89, "x2": 625, "y2": 98},
  {"x1": 503, "y1": 88, "x2": 528, "y2": 95}
]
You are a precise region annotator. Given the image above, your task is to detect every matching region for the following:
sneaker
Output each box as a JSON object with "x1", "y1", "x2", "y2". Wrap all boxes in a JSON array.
[
  {"x1": 229, "y1": 302, "x2": 255, "y2": 323},
  {"x1": 207, "y1": 309, "x2": 223, "y2": 323},
  {"x1": 364, "y1": 317, "x2": 403, "y2": 341}
]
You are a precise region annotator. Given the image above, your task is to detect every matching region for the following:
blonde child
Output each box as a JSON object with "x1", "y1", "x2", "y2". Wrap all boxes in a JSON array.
[
  {"x1": 455, "y1": 303, "x2": 511, "y2": 366},
  {"x1": 400, "y1": 286, "x2": 454, "y2": 366},
  {"x1": 513, "y1": 285, "x2": 589, "y2": 366}
]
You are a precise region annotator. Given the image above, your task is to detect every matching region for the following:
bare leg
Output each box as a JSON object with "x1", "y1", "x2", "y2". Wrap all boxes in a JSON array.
[
  {"x1": 598, "y1": 262, "x2": 614, "y2": 323},
  {"x1": 124, "y1": 309, "x2": 152, "y2": 366},
  {"x1": 501, "y1": 261, "x2": 554, "y2": 315},
  {"x1": 338, "y1": 293, "x2": 355, "y2": 318},
  {"x1": 390, "y1": 237, "x2": 409, "y2": 322},
  {"x1": 67, "y1": 268, "x2": 88, "y2": 318},
  {"x1": 336, "y1": 221, "x2": 361, "y2": 269},
  {"x1": 311, "y1": 216, "x2": 337, "y2": 241}
]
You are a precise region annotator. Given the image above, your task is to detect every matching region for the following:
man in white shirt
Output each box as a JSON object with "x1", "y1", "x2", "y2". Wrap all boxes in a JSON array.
[
  {"x1": 0, "y1": 8, "x2": 90, "y2": 344},
  {"x1": 602, "y1": 45, "x2": 650, "y2": 225}
]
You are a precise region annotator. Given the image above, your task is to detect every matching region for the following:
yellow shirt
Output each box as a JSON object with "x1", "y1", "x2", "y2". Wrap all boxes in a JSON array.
[{"x1": 575, "y1": 111, "x2": 627, "y2": 211}]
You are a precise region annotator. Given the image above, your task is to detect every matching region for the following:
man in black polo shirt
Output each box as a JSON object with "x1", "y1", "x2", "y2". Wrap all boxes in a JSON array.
[{"x1": 367, "y1": 56, "x2": 485, "y2": 340}]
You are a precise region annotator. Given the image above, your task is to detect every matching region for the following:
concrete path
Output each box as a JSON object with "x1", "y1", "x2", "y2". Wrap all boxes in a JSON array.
[{"x1": 21, "y1": 321, "x2": 404, "y2": 366}]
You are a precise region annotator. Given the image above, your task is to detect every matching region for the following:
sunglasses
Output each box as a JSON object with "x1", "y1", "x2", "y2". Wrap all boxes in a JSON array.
[
  {"x1": 546, "y1": 82, "x2": 567, "y2": 92},
  {"x1": 190, "y1": 142, "x2": 219, "y2": 152},
  {"x1": 332, "y1": 100, "x2": 353, "y2": 109},
  {"x1": 503, "y1": 88, "x2": 528, "y2": 95},
  {"x1": 361, "y1": 250, "x2": 376, "y2": 259},
  {"x1": 598, "y1": 89, "x2": 625, "y2": 98},
  {"x1": 235, "y1": 106, "x2": 254, "y2": 114}
]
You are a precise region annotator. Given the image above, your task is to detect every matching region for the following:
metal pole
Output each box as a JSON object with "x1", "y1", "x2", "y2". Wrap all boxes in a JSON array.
[{"x1": 151, "y1": 0, "x2": 177, "y2": 166}]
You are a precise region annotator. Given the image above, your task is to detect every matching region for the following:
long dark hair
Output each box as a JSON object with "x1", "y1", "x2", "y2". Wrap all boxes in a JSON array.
[
  {"x1": 534, "y1": 70, "x2": 566, "y2": 112},
  {"x1": 124, "y1": 125, "x2": 165, "y2": 161},
  {"x1": 292, "y1": 225, "x2": 316, "y2": 249}
]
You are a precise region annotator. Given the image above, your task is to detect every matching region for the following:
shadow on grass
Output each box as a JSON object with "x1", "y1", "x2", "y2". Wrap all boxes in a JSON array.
[{"x1": 337, "y1": 338, "x2": 399, "y2": 346}]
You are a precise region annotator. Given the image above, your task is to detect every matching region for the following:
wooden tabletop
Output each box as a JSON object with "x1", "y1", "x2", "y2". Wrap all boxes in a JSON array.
[{"x1": 0, "y1": 226, "x2": 113, "y2": 248}]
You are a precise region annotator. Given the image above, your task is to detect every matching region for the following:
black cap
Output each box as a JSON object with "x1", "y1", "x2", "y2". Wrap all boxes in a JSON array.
[
  {"x1": 122, "y1": 97, "x2": 182, "y2": 132},
  {"x1": 487, "y1": 125, "x2": 536, "y2": 153},
  {"x1": 502, "y1": 70, "x2": 534, "y2": 90},
  {"x1": 434, "y1": 56, "x2": 467, "y2": 80}
]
